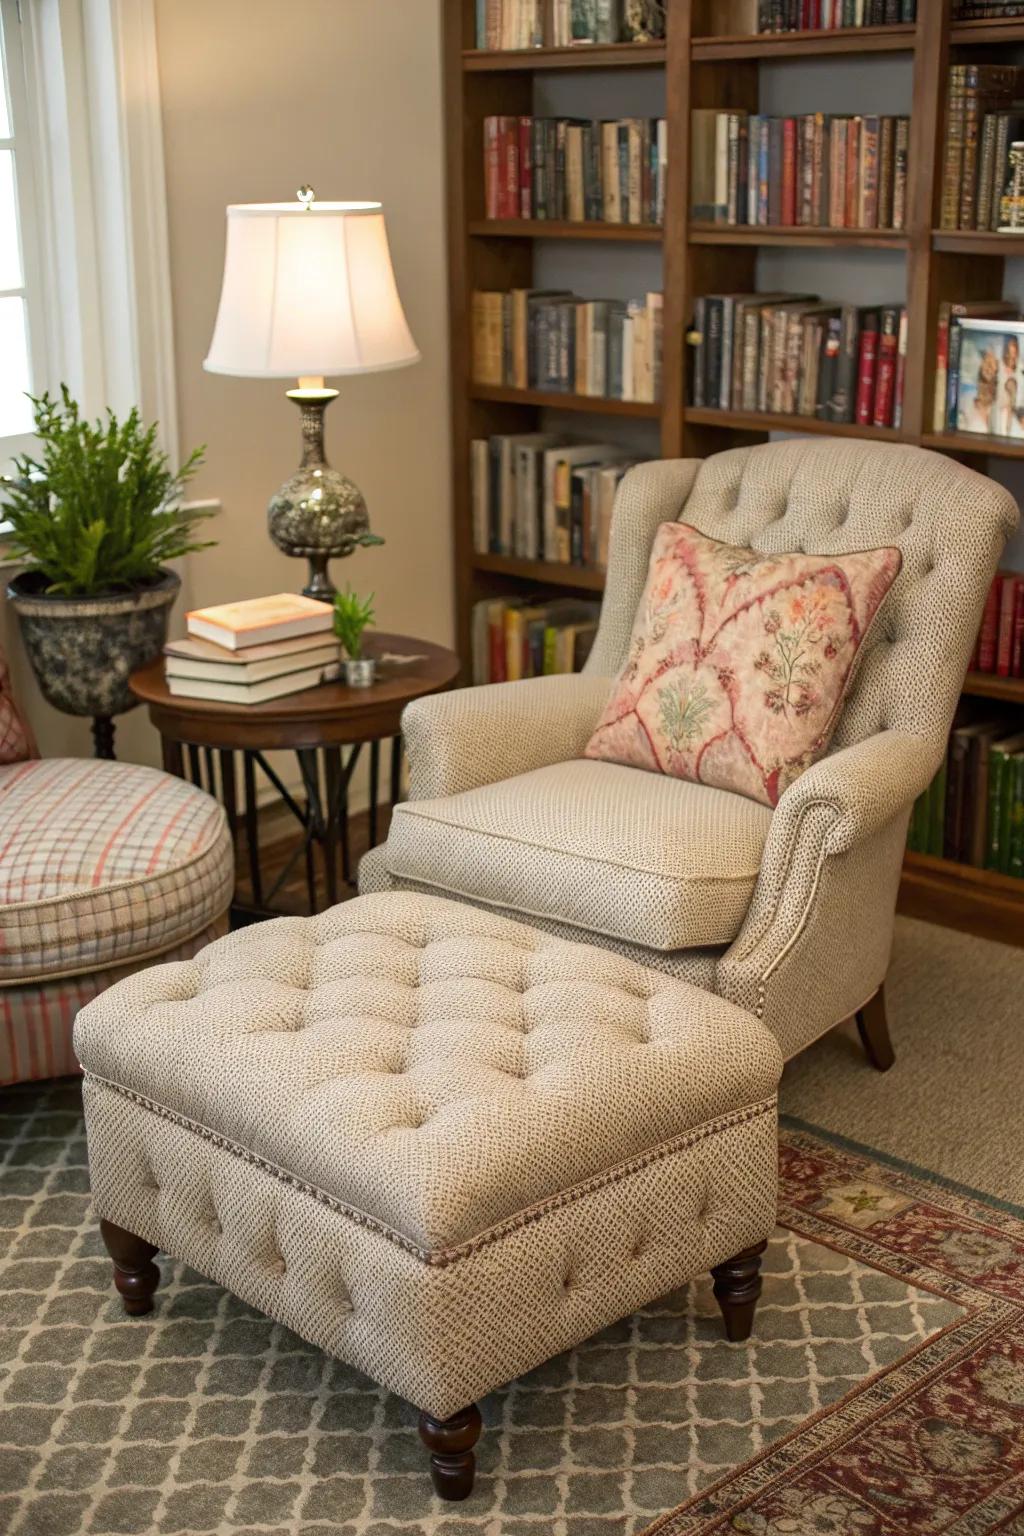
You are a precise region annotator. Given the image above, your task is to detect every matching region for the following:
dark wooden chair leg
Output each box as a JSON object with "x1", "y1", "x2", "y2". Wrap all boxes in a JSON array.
[
  {"x1": 711, "y1": 1240, "x2": 767, "y2": 1342},
  {"x1": 418, "y1": 1404, "x2": 483, "y2": 1500},
  {"x1": 100, "y1": 1219, "x2": 160, "y2": 1316},
  {"x1": 856, "y1": 985, "x2": 895, "y2": 1073}
]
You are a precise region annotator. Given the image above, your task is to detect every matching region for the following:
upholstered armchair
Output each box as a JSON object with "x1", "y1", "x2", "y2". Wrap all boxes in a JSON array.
[
  {"x1": 361, "y1": 439, "x2": 1018, "y2": 1066},
  {"x1": 0, "y1": 643, "x2": 234, "y2": 1085}
]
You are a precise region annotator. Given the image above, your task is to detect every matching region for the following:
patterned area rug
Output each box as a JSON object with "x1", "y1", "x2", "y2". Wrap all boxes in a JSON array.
[{"x1": 1, "y1": 1082, "x2": 1022, "y2": 1536}]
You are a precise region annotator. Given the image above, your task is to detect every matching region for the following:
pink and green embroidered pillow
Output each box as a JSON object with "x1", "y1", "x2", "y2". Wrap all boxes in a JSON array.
[{"x1": 584, "y1": 522, "x2": 902, "y2": 808}]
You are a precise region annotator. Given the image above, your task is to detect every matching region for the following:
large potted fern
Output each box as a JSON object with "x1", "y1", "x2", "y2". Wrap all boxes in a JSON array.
[{"x1": 3, "y1": 388, "x2": 212, "y2": 757}]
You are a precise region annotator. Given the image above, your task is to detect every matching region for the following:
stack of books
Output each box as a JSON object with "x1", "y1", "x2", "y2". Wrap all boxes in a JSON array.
[
  {"x1": 472, "y1": 597, "x2": 601, "y2": 683},
  {"x1": 755, "y1": 0, "x2": 916, "y2": 25},
  {"x1": 471, "y1": 434, "x2": 641, "y2": 564},
  {"x1": 475, "y1": 1, "x2": 662, "y2": 50},
  {"x1": 908, "y1": 725, "x2": 1024, "y2": 878},
  {"x1": 691, "y1": 294, "x2": 908, "y2": 428},
  {"x1": 940, "y1": 66, "x2": 1024, "y2": 233},
  {"x1": 971, "y1": 571, "x2": 1024, "y2": 680},
  {"x1": 165, "y1": 594, "x2": 337, "y2": 705},
  {"x1": 935, "y1": 308, "x2": 1024, "y2": 437},
  {"x1": 692, "y1": 110, "x2": 909, "y2": 230},
  {"x1": 484, "y1": 115, "x2": 667, "y2": 225},
  {"x1": 472, "y1": 288, "x2": 663, "y2": 402}
]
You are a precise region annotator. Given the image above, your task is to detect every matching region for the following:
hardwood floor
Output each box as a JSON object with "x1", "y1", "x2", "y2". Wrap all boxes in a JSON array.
[{"x1": 232, "y1": 802, "x2": 393, "y2": 919}]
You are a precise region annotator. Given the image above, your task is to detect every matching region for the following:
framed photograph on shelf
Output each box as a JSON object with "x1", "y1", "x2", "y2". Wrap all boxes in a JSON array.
[{"x1": 956, "y1": 318, "x2": 1024, "y2": 440}]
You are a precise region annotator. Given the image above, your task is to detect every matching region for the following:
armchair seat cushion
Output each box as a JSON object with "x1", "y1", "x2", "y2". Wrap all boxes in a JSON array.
[
  {"x1": 385, "y1": 759, "x2": 773, "y2": 952},
  {"x1": 0, "y1": 758, "x2": 234, "y2": 984}
]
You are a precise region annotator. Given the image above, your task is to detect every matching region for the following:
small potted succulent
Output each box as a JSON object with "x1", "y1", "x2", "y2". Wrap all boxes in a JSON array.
[
  {"x1": 2, "y1": 388, "x2": 212, "y2": 756},
  {"x1": 333, "y1": 585, "x2": 376, "y2": 687}
]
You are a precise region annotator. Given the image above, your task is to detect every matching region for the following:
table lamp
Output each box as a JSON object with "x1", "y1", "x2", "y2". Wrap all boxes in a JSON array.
[{"x1": 204, "y1": 187, "x2": 420, "y2": 598}]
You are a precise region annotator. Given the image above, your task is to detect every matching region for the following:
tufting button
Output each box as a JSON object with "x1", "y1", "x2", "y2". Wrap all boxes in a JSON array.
[
  {"x1": 562, "y1": 1270, "x2": 574, "y2": 1291},
  {"x1": 631, "y1": 1235, "x2": 646, "y2": 1261},
  {"x1": 269, "y1": 1254, "x2": 286, "y2": 1276},
  {"x1": 210, "y1": 1217, "x2": 222, "y2": 1237}
]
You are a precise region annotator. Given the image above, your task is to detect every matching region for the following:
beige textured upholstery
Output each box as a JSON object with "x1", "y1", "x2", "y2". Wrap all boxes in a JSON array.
[
  {"x1": 373, "y1": 440, "x2": 1019, "y2": 1058},
  {"x1": 387, "y1": 760, "x2": 772, "y2": 950},
  {"x1": 77, "y1": 891, "x2": 781, "y2": 1419}
]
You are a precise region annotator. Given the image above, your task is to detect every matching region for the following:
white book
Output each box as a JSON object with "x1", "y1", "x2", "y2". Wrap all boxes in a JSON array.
[
  {"x1": 167, "y1": 664, "x2": 329, "y2": 705},
  {"x1": 186, "y1": 593, "x2": 333, "y2": 651}
]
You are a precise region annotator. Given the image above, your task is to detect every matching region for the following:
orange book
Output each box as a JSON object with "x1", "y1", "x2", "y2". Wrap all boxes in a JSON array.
[{"x1": 186, "y1": 593, "x2": 334, "y2": 651}]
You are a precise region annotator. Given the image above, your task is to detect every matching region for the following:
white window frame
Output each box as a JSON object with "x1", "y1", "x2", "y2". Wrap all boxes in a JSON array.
[{"x1": 0, "y1": 0, "x2": 50, "y2": 466}]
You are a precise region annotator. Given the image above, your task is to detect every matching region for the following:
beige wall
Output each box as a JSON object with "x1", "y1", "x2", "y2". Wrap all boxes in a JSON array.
[{"x1": 1, "y1": 0, "x2": 451, "y2": 774}]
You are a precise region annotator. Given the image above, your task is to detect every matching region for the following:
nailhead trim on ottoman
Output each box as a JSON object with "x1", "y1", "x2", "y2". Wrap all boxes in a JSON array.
[{"x1": 75, "y1": 891, "x2": 781, "y2": 1496}]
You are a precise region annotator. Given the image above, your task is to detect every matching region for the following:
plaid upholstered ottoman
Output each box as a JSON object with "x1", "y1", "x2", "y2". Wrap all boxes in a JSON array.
[{"x1": 75, "y1": 891, "x2": 781, "y2": 1501}]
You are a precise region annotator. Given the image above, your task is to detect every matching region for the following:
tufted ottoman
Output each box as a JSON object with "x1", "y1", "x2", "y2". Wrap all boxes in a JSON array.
[{"x1": 75, "y1": 891, "x2": 782, "y2": 1501}]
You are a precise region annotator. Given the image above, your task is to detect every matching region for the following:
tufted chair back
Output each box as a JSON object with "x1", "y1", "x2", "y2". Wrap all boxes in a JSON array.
[
  {"x1": 584, "y1": 439, "x2": 1019, "y2": 760},
  {"x1": 0, "y1": 639, "x2": 34, "y2": 765}
]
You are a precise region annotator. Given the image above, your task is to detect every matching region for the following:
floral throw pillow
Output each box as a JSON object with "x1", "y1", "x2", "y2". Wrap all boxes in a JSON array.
[
  {"x1": 0, "y1": 650, "x2": 35, "y2": 765},
  {"x1": 584, "y1": 522, "x2": 902, "y2": 807}
]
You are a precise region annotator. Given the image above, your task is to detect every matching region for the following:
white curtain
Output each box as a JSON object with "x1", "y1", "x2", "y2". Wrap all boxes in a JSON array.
[{"x1": 19, "y1": 0, "x2": 179, "y2": 456}]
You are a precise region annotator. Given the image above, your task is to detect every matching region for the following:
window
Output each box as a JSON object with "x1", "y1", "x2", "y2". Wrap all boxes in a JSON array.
[{"x1": 0, "y1": 0, "x2": 44, "y2": 459}]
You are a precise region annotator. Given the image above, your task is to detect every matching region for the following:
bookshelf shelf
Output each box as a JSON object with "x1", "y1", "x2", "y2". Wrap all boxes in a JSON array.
[
  {"x1": 932, "y1": 230, "x2": 1024, "y2": 255},
  {"x1": 445, "y1": 0, "x2": 1024, "y2": 949},
  {"x1": 962, "y1": 671, "x2": 1024, "y2": 705},
  {"x1": 470, "y1": 384, "x2": 661, "y2": 417},
  {"x1": 473, "y1": 553, "x2": 607, "y2": 592},
  {"x1": 689, "y1": 223, "x2": 908, "y2": 249},
  {"x1": 691, "y1": 25, "x2": 916, "y2": 61},
  {"x1": 949, "y1": 18, "x2": 1024, "y2": 45},
  {"x1": 685, "y1": 407, "x2": 906, "y2": 441},
  {"x1": 468, "y1": 219, "x2": 663, "y2": 242},
  {"x1": 462, "y1": 42, "x2": 665, "y2": 71},
  {"x1": 920, "y1": 431, "x2": 1024, "y2": 461},
  {"x1": 899, "y1": 852, "x2": 1024, "y2": 947}
]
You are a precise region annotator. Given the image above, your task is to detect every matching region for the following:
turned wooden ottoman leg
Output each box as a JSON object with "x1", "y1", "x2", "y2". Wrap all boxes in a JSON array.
[
  {"x1": 100, "y1": 1219, "x2": 160, "y2": 1316},
  {"x1": 711, "y1": 1240, "x2": 767, "y2": 1342},
  {"x1": 418, "y1": 1404, "x2": 483, "y2": 1500}
]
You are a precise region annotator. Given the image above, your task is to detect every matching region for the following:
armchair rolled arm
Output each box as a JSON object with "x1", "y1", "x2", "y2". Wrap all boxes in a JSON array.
[
  {"x1": 770, "y1": 729, "x2": 938, "y2": 857},
  {"x1": 401, "y1": 673, "x2": 613, "y2": 801},
  {"x1": 725, "y1": 729, "x2": 937, "y2": 979}
]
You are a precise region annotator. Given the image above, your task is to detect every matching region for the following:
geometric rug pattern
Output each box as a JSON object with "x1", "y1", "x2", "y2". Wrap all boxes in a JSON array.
[{"x1": 1, "y1": 1080, "x2": 1020, "y2": 1535}]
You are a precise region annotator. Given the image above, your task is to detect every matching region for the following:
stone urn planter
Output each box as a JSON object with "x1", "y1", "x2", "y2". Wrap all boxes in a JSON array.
[{"x1": 6, "y1": 568, "x2": 181, "y2": 758}]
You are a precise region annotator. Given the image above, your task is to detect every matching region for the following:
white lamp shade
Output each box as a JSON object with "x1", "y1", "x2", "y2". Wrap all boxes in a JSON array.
[{"x1": 204, "y1": 200, "x2": 420, "y2": 379}]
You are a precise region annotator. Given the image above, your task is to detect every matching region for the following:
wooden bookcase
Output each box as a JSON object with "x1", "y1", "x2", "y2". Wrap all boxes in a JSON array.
[{"x1": 442, "y1": 0, "x2": 1024, "y2": 946}]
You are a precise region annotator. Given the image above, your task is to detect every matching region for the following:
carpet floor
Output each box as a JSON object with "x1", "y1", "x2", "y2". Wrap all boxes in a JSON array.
[
  {"x1": 780, "y1": 915, "x2": 1024, "y2": 1209},
  {"x1": 3, "y1": 1079, "x2": 1023, "y2": 1535}
]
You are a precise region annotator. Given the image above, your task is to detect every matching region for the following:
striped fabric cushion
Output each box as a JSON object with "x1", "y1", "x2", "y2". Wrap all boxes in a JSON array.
[
  {"x1": 1, "y1": 921, "x2": 228, "y2": 1086},
  {"x1": 0, "y1": 759, "x2": 234, "y2": 984}
]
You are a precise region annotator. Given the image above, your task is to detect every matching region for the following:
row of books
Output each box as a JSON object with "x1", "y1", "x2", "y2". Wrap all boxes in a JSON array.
[
  {"x1": 472, "y1": 597, "x2": 600, "y2": 685},
  {"x1": 472, "y1": 288, "x2": 664, "y2": 402},
  {"x1": 755, "y1": 0, "x2": 916, "y2": 25},
  {"x1": 952, "y1": 3, "x2": 1024, "y2": 16},
  {"x1": 908, "y1": 723, "x2": 1024, "y2": 879},
  {"x1": 691, "y1": 295, "x2": 907, "y2": 428},
  {"x1": 166, "y1": 594, "x2": 338, "y2": 705},
  {"x1": 475, "y1": 0, "x2": 662, "y2": 49},
  {"x1": 471, "y1": 434, "x2": 639, "y2": 565},
  {"x1": 484, "y1": 116, "x2": 667, "y2": 227},
  {"x1": 934, "y1": 306, "x2": 1024, "y2": 439},
  {"x1": 940, "y1": 67, "x2": 1024, "y2": 232},
  {"x1": 972, "y1": 572, "x2": 1024, "y2": 679},
  {"x1": 692, "y1": 111, "x2": 909, "y2": 231}
]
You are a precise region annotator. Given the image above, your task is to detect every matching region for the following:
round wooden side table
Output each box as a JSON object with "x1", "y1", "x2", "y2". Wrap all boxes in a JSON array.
[{"x1": 130, "y1": 631, "x2": 458, "y2": 919}]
